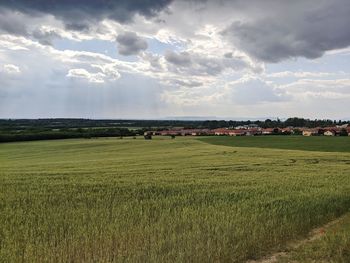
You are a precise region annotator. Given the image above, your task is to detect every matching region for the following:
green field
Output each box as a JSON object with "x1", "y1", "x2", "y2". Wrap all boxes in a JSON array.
[
  {"x1": 199, "y1": 135, "x2": 350, "y2": 153},
  {"x1": 1, "y1": 137, "x2": 350, "y2": 262}
]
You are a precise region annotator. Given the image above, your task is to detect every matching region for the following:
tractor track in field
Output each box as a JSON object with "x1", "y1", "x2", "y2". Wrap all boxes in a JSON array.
[{"x1": 246, "y1": 213, "x2": 349, "y2": 263}]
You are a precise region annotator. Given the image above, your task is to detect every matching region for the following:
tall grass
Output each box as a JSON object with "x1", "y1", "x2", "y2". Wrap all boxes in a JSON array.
[
  {"x1": 278, "y1": 214, "x2": 350, "y2": 263},
  {"x1": 0, "y1": 137, "x2": 350, "y2": 262}
]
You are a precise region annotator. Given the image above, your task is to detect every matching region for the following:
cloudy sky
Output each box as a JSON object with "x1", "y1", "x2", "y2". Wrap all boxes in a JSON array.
[{"x1": 0, "y1": 0, "x2": 349, "y2": 119}]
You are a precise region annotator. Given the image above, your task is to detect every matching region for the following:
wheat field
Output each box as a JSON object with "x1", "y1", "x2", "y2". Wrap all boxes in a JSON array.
[{"x1": 0, "y1": 136, "x2": 349, "y2": 262}]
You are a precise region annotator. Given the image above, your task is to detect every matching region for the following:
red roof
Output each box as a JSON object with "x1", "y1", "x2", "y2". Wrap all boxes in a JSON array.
[
  {"x1": 213, "y1": 128, "x2": 229, "y2": 133},
  {"x1": 262, "y1": 128, "x2": 276, "y2": 132}
]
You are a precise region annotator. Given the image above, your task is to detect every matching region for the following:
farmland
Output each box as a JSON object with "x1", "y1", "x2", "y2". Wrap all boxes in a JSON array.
[
  {"x1": 199, "y1": 135, "x2": 350, "y2": 153},
  {"x1": 1, "y1": 136, "x2": 350, "y2": 262}
]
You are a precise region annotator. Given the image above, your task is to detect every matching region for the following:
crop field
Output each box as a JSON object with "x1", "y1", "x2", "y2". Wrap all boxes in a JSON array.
[
  {"x1": 1, "y1": 136, "x2": 350, "y2": 262},
  {"x1": 199, "y1": 135, "x2": 350, "y2": 153}
]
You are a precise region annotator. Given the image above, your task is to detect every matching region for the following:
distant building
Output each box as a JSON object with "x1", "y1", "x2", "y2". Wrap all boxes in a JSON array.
[
  {"x1": 245, "y1": 128, "x2": 261, "y2": 136},
  {"x1": 151, "y1": 128, "x2": 213, "y2": 136},
  {"x1": 281, "y1": 127, "x2": 294, "y2": 134},
  {"x1": 212, "y1": 128, "x2": 261, "y2": 136},
  {"x1": 144, "y1": 132, "x2": 152, "y2": 140},
  {"x1": 302, "y1": 129, "x2": 319, "y2": 136},
  {"x1": 145, "y1": 125, "x2": 348, "y2": 137},
  {"x1": 324, "y1": 130, "x2": 336, "y2": 136},
  {"x1": 336, "y1": 124, "x2": 349, "y2": 129},
  {"x1": 262, "y1": 128, "x2": 280, "y2": 135},
  {"x1": 158, "y1": 130, "x2": 182, "y2": 136},
  {"x1": 228, "y1": 129, "x2": 246, "y2": 136},
  {"x1": 234, "y1": 124, "x2": 259, "y2": 130},
  {"x1": 213, "y1": 128, "x2": 230, "y2": 136},
  {"x1": 181, "y1": 129, "x2": 212, "y2": 136}
]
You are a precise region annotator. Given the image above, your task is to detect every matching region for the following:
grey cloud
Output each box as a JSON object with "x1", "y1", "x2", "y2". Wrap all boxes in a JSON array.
[
  {"x1": 171, "y1": 79, "x2": 203, "y2": 88},
  {"x1": 224, "y1": 52, "x2": 233, "y2": 59},
  {"x1": 222, "y1": 0, "x2": 350, "y2": 62},
  {"x1": 165, "y1": 51, "x2": 192, "y2": 66},
  {"x1": 32, "y1": 29, "x2": 61, "y2": 46},
  {"x1": 0, "y1": 0, "x2": 172, "y2": 32},
  {"x1": 164, "y1": 50, "x2": 252, "y2": 77},
  {"x1": 0, "y1": 9, "x2": 61, "y2": 45},
  {"x1": 64, "y1": 23, "x2": 91, "y2": 32},
  {"x1": 230, "y1": 78, "x2": 290, "y2": 104},
  {"x1": 141, "y1": 52, "x2": 163, "y2": 70},
  {"x1": 0, "y1": 9, "x2": 29, "y2": 36},
  {"x1": 195, "y1": 58, "x2": 223, "y2": 76},
  {"x1": 116, "y1": 31, "x2": 148, "y2": 56}
]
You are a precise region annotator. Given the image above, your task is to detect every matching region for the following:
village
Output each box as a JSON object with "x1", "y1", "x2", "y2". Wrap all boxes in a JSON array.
[{"x1": 145, "y1": 124, "x2": 350, "y2": 137}]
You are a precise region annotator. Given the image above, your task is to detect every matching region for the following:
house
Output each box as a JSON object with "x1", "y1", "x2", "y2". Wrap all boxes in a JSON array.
[
  {"x1": 212, "y1": 128, "x2": 261, "y2": 136},
  {"x1": 324, "y1": 130, "x2": 336, "y2": 136},
  {"x1": 302, "y1": 129, "x2": 319, "y2": 136},
  {"x1": 228, "y1": 129, "x2": 246, "y2": 136},
  {"x1": 181, "y1": 129, "x2": 212, "y2": 136},
  {"x1": 281, "y1": 127, "x2": 294, "y2": 134},
  {"x1": 336, "y1": 124, "x2": 349, "y2": 129},
  {"x1": 322, "y1": 127, "x2": 347, "y2": 136},
  {"x1": 262, "y1": 128, "x2": 273, "y2": 135},
  {"x1": 198, "y1": 129, "x2": 211, "y2": 135},
  {"x1": 245, "y1": 128, "x2": 261, "y2": 136},
  {"x1": 235, "y1": 124, "x2": 259, "y2": 130},
  {"x1": 262, "y1": 128, "x2": 280, "y2": 135},
  {"x1": 154, "y1": 128, "x2": 212, "y2": 136},
  {"x1": 213, "y1": 128, "x2": 230, "y2": 135},
  {"x1": 159, "y1": 130, "x2": 182, "y2": 136}
]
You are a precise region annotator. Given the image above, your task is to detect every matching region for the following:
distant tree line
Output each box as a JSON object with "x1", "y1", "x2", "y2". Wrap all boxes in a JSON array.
[
  {"x1": 0, "y1": 118, "x2": 348, "y2": 142},
  {"x1": 199, "y1": 118, "x2": 347, "y2": 129},
  {"x1": 0, "y1": 127, "x2": 135, "y2": 143},
  {"x1": 1, "y1": 118, "x2": 348, "y2": 130}
]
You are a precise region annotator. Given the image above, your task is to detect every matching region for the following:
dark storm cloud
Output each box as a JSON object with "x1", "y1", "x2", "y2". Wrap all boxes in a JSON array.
[
  {"x1": 222, "y1": 0, "x2": 350, "y2": 62},
  {"x1": 2, "y1": 0, "x2": 350, "y2": 63},
  {"x1": 116, "y1": 31, "x2": 148, "y2": 55},
  {"x1": 0, "y1": 0, "x2": 173, "y2": 31}
]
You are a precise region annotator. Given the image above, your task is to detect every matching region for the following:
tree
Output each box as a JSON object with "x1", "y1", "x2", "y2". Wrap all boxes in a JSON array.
[
  {"x1": 144, "y1": 134, "x2": 152, "y2": 140},
  {"x1": 339, "y1": 128, "x2": 348, "y2": 136}
]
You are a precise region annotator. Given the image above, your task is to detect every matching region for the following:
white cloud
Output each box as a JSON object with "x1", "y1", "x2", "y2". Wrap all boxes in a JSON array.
[
  {"x1": 2, "y1": 64, "x2": 21, "y2": 74},
  {"x1": 160, "y1": 75, "x2": 290, "y2": 108},
  {"x1": 266, "y1": 71, "x2": 333, "y2": 78},
  {"x1": 66, "y1": 68, "x2": 106, "y2": 83},
  {"x1": 280, "y1": 78, "x2": 350, "y2": 100},
  {"x1": 227, "y1": 76, "x2": 290, "y2": 104},
  {"x1": 91, "y1": 64, "x2": 121, "y2": 80}
]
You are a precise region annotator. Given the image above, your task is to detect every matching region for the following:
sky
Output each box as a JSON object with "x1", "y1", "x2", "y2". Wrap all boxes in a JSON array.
[{"x1": 0, "y1": 0, "x2": 349, "y2": 120}]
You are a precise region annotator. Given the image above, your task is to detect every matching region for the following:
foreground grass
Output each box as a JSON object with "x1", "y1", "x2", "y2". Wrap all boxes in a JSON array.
[
  {"x1": 0, "y1": 137, "x2": 350, "y2": 262},
  {"x1": 198, "y1": 135, "x2": 350, "y2": 153},
  {"x1": 277, "y1": 214, "x2": 350, "y2": 263}
]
